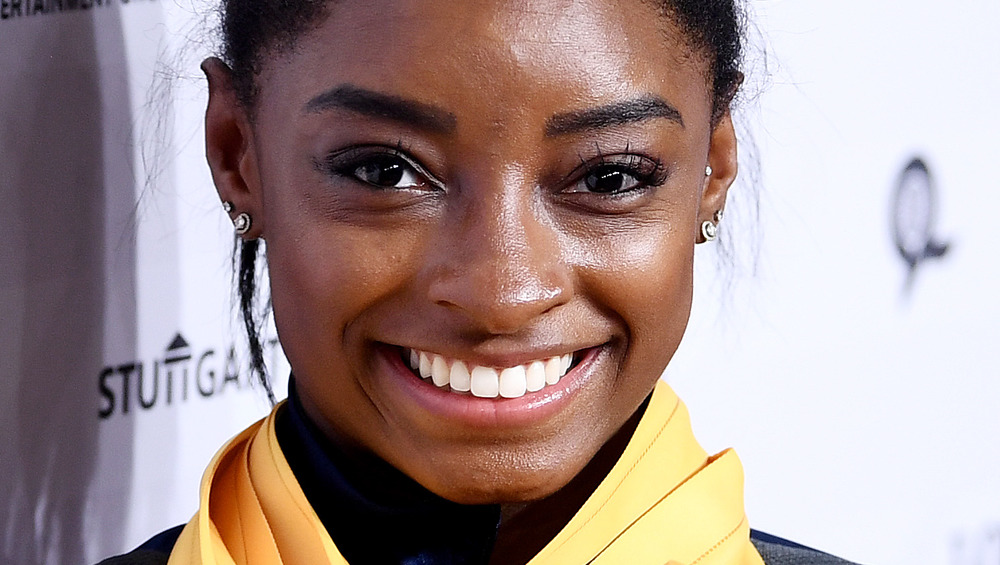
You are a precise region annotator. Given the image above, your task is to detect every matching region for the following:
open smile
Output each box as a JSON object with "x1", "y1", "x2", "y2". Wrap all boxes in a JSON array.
[
  {"x1": 374, "y1": 343, "x2": 603, "y2": 429},
  {"x1": 403, "y1": 348, "x2": 576, "y2": 399}
]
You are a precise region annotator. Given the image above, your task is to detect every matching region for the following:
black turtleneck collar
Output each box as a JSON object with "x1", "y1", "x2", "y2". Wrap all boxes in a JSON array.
[{"x1": 275, "y1": 378, "x2": 502, "y2": 565}]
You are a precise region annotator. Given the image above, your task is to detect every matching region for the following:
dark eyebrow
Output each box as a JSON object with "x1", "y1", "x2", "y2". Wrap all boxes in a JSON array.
[
  {"x1": 304, "y1": 85, "x2": 457, "y2": 134},
  {"x1": 545, "y1": 95, "x2": 684, "y2": 136}
]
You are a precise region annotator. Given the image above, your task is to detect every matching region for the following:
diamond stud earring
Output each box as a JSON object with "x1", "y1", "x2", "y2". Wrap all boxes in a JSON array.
[
  {"x1": 701, "y1": 220, "x2": 718, "y2": 242},
  {"x1": 233, "y1": 212, "x2": 252, "y2": 235}
]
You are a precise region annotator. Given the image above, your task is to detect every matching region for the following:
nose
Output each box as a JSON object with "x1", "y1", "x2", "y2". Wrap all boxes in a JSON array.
[{"x1": 425, "y1": 176, "x2": 571, "y2": 335}]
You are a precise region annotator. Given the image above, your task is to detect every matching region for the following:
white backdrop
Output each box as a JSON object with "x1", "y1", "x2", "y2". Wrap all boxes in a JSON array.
[{"x1": 1, "y1": 1, "x2": 997, "y2": 564}]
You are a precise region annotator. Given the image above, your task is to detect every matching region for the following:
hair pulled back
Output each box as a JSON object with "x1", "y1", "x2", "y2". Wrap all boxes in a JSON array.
[
  {"x1": 221, "y1": 1, "x2": 745, "y2": 115},
  {"x1": 220, "y1": 0, "x2": 748, "y2": 400}
]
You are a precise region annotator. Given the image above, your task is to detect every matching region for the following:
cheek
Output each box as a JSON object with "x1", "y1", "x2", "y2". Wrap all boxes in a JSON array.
[
  {"x1": 262, "y1": 201, "x2": 429, "y2": 377},
  {"x1": 574, "y1": 216, "x2": 695, "y2": 374}
]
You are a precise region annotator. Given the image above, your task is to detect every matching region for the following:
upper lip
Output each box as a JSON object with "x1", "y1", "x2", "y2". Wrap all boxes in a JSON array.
[{"x1": 388, "y1": 343, "x2": 594, "y2": 369}]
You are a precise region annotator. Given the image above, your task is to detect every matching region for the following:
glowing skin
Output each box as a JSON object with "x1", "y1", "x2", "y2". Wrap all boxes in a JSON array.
[{"x1": 204, "y1": 0, "x2": 737, "y2": 562}]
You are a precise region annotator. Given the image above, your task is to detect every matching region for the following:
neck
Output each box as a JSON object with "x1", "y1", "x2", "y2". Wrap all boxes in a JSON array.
[
  {"x1": 282, "y1": 378, "x2": 648, "y2": 565},
  {"x1": 490, "y1": 403, "x2": 647, "y2": 565},
  {"x1": 278, "y1": 380, "x2": 501, "y2": 564}
]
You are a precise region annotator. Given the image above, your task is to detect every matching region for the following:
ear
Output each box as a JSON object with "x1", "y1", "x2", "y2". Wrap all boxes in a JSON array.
[
  {"x1": 698, "y1": 111, "x2": 738, "y2": 242},
  {"x1": 202, "y1": 57, "x2": 264, "y2": 239}
]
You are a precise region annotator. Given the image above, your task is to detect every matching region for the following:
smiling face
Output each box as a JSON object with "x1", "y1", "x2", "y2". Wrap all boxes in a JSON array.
[{"x1": 205, "y1": 0, "x2": 737, "y2": 504}]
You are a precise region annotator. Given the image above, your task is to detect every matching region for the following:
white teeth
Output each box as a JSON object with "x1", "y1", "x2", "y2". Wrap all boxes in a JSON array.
[
  {"x1": 418, "y1": 351, "x2": 433, "y2": 379},
  {"x1": 405, "y1": 348, "x2": 578, "y2": 399},
  {"x1": 470, "y1": 366, "x2": 500, "y2": 398},
  {"x1": 525, "y1": 361, "x2": 546, "y2": 393},
  {"x1": 450, "y1": 360, "x2": 472, "y2": 392},
  {"x1": 431, "y1": 355, "x2": 450, "y2": 387},
  {"x1": 544, "y1": 357, "x2": 562, "y2": 385},
  {"x1": 498, "y1": 366, "x2": 527, "y2": 398}
]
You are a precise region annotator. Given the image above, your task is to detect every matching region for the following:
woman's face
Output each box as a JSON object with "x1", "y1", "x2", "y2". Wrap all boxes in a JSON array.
[{"x1": 207, "y1": 0, "x2": 736, "y2": 504}]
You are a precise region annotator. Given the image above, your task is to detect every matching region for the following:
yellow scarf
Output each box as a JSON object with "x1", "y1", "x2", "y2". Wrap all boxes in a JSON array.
[{"x1": 168, "y1": 381, "x2": 764, "y2": 565}]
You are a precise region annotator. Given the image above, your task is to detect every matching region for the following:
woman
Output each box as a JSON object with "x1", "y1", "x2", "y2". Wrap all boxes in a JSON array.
[{"x1": 102, "y1": 0, "x2": 853, "y2": 563}]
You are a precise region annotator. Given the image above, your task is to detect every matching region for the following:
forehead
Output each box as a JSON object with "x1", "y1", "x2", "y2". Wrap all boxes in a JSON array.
[{"x1": 258, "y1": 0, "x2": 712, "y2": 131}]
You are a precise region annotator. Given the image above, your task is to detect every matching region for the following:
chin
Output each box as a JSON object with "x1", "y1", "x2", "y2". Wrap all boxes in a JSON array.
[{"x1": 405, "y1": 448, "x2": 591, "y2": 505}]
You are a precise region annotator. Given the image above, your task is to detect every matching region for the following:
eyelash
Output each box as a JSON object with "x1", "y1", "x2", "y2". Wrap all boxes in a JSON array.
[
  {"x1": 566, "y1": 150, "x2": 669, "y2": 197},
  {"x1": 318, "y1": 144, "x2": 444, "y2": 191},
  {"x1": 317, "y1": 144, "x2": 668, "y2": 198}
]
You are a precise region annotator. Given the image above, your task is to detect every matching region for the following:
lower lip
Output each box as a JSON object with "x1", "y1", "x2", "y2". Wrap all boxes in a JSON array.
[{"x1": 373, "y1": 344, "x2": 601, "y2": 429}]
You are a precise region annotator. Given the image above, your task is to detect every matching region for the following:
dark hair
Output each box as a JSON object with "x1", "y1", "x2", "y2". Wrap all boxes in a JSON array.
[
  {"x1": 660, "y1": 0, "x2": 745, "y2": 123},
  {"x1": 220, "y1": 0, "x2": 748, "y2": 401},
  {"x1": 220, "y1": 1, "x2": 744, "y2": 116}
]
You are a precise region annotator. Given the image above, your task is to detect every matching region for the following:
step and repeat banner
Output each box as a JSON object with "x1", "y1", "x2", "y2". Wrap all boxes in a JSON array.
[
  {"x1": 0, "y1": 2, "x2": 289, "y2": 564},
  {"x1": 1, "y1": 2, "x2": 997, "y2": 565}
]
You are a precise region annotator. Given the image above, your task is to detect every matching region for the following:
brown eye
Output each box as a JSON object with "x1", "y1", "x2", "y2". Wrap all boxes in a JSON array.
[
  {"x1": 570, "y1": 153, "x2": 667, "y2": 197},
  {"x1": 583, "y1": 166, "x2": 642, "y2": 194},
  {"x1": 321, "y1": 146, "x2": 442, "y2": 191},
  {"x1": 352, "y1": 154, "x2": 424, "y2": 188}
]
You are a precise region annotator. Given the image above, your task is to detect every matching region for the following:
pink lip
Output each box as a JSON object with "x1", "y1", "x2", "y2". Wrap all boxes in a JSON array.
[{"x1": 373, "y1": 344, "x2": 602, "y2": 429}]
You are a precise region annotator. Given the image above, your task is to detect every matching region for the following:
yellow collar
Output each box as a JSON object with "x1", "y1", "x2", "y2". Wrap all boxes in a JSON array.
[{"x1": 169, "y1": 381, "x2": 763, "y2": 565}]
